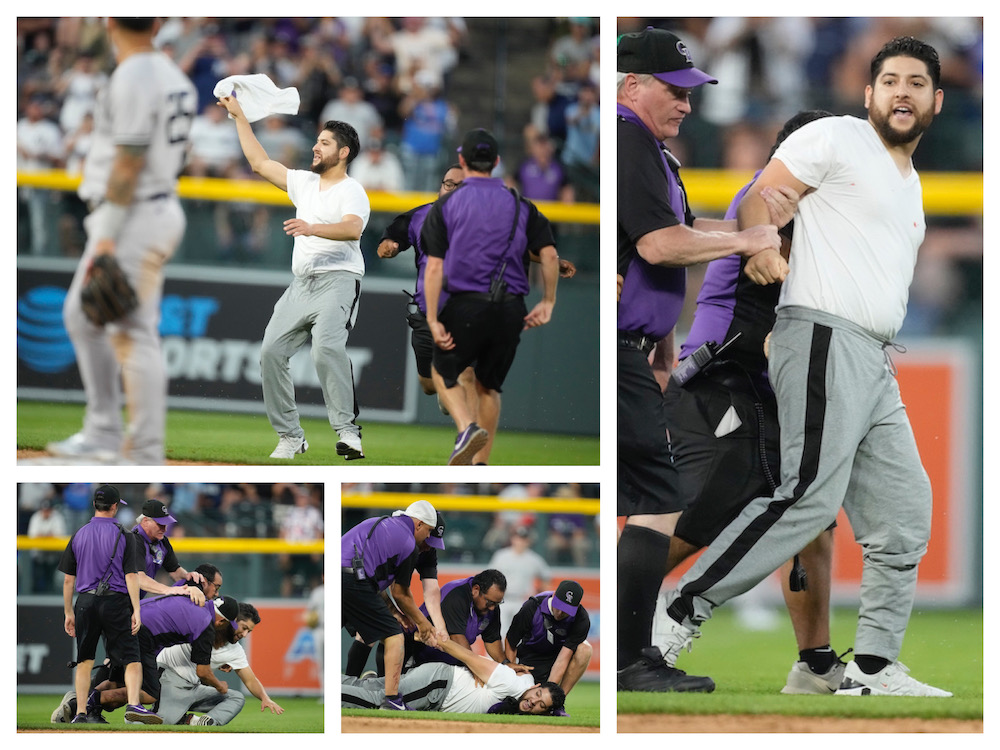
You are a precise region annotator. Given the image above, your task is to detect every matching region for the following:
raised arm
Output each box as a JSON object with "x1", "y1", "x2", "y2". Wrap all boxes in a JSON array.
[
  {"x1": 217, "y1": 96, "x2": 288, "y2": 191},
  {"x1": 437, "y1": 637, "x2": 501, "y2": 685}
]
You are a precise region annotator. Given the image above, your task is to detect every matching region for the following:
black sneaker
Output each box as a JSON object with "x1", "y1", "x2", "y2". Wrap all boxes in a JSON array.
[{"x1": 617, "y1": 646, "x2": 716, "y2": 693}]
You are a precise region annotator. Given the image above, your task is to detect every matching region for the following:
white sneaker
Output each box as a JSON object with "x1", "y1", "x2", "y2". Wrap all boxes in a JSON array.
[
  {"x1": 781, "y1": 660, "x2": 846, "y2": 695},
  {"x1": 336, "y1": 431, "x2": 364, "y2": 460},
  {"x1": 836, "y1": 660, "x2": 952, "y2": 697},
  {"x1": 46, "y1": 433, "x2": 119, "y2": 462},
  {"x1": 191, "y1": 714, "x2": 217, "y2": 726},
  {"x1": 51, "y1": 689, "x2": 75, "y2": 723},
  {"x1": 270, "y1": 435, "x2": 308, "y2": 459},
  {"x1": 651, "y1": 596, "x2": 701, "y2": 668}
]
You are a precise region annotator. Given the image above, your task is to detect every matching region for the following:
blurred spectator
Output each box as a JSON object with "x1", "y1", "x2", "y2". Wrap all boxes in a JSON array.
[
  {"x1": 699, "y1": 17, "x2": 815, "y2": 125},
  {"x1": 349, "y1": 133, "x2": 405, "y2": 192},
  {"x1": 186, "y1": 101, "x2": 243, "y2": 178},
  {"x1": 397, "y1": 69, "x2": 457, "y2": 191},
  {"x1": 291, "y1": 35, "x2": 343, "y2": 125},
  {"x1": 221, "y1": 484, "x2": 275, "y2": 538},
  {"x1": 560, "y1": 80, "x2": 599, "y2": 201},
  {"x1": 53, "y1": 51, "x2": 105, "y2": 133},
  {"x1": 488, "y1": 526, "x2": 552, "y2": 638},
  {"x1": 512, "y1": 126, "x2": 574, "y2": 203},
  {"x1": 360, "y1": 56, "x2": 404, "y2": 136},
  {"x1": 58, "y1": 110, "x2": 94, "y2": 256},
  {"x1": 178, "y1": 25, "x2": 234, "y2": 111},
  {"x1": 18, "y1": 483, "x2": 57, "y2": 535},
  {"x1": 529, "y1": 67, "x2": 572, "y2": 144},
  {"x1": 27, "y1": 499, "x2": 67, "y2": 593},
  {"x1": 305, "y1": 575, "x2": 325, "y2": 700},
  {"x1": 17, "y1": 94, "x2": 64, "y2": 255},
  {"x1": 257, "y1": 114, "x2": 311, "y2": 166},
  {"x1": 319, "y1": 76, "x2": 384, "y2": 150},
  {"x1": 59, "y1": 482, "x2": 96, "y2": 532},
  {"x1": 278, "y1": 485, "x2": 324, "y2": 597},
  {"x1": 390, "y1": 17, "x2": 460, "y2": 95},
  {"x1": 549, "y1": 18, "x2": 597, "y2": 90}
]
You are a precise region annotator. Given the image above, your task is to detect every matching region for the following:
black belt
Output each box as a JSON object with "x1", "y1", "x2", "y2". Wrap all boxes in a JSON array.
[
  {"x1": 81, "y1": 588, "x2": 121, "y2": 597},
  {"x1": 454, "y1": 291, "x2": 522, "y2": 303},
  {"x1": 618, "y1": 330, "x2": 657, "y2": 355}
]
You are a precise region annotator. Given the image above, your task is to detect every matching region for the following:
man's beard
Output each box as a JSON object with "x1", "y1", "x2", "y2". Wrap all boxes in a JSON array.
[
  {"x1": 869, "y1": 99, "x2": 935, "y2": 146},
  {"x1": 311, "y1": 152, "x2": 340, "y2": 174},
  {"x1": 215, "y1": 621, "x2": 237, "y2": 647}
]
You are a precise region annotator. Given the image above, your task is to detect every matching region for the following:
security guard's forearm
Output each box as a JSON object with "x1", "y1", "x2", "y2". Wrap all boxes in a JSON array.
[{"x1": 538, "y1": 245, "x2": 559, "y2": 303}]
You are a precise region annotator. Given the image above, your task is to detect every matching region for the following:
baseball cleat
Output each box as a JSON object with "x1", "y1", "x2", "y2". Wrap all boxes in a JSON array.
[
  {"x1": 651, "y1": 605, "x2": 701, "y2": 667},
  {"x1": 46, "y1": 432, "x2": 119, "y2": 462},
  {"x1": 52, "y1": 690, "x2": 76, "y2": 723},
  {"x1": 617, "y1": 647, "x2": 715, "y2": 693},
  {"x1": 447, "y1": 422, "x2": 488, "y2": 465},
  {"x1": 835, "y1": 660, "x2": 952, "y2": 697},
  {"x1": 270, "y1": 435, "x2": 308, "y2": 459},
  {"x1": 781, "y1": 659, "x2": 847, "y2": 694},
  {"x1": 124, "y1": 704, "x2": 164, "y2": 724},
  {"x1": 336, "y1": 432, "x2": 364, "y2": 460}
]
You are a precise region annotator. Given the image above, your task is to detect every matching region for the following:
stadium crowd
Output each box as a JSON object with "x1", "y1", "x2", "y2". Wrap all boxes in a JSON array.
[
  {"x1": 17, "y1": 482, "x2": 324, "y2": 597},
  {"x1": 341, "y1": 482, "x2": 599, "y2": 568},
  {"x1": 17, "y1": 17, "x2": 599, "y2": 261}
]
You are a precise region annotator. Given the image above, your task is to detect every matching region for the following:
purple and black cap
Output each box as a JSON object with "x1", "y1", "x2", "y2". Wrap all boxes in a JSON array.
[
  {"x1": 426, "y1": 511, "x2": 446, "y2": 550},
  {"x1": 553, "y1": 580, "x2": 584, "y2": 617},
  {"x1": 458, "y1": 128, "x2": 499, "y2": 165},
  {"x1": 617, "y1": 26, "x2": 717, "y2": 88},
  {"x1": 141, "y1": 498, "x2": 177, "y2": 525},
  {"x1": 93, "y1": 484, "x2": 125, "y2": 510},
  {"x1": 214, "y1": 595, "x2": 240, "y2": 630}
]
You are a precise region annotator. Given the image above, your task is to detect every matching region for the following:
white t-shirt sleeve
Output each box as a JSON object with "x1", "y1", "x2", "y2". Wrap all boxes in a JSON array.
[
  {"x1": 286, "y1": 169, "x2": 309, "y2": 205},
  {"x1": 772, "y1": 117, "x2": 840, "y2": 190},
  {"x1": 213, "y1": 641, "x2": 250, "y2": 671},
  {"x1": 341, "y1": 179, "x2": 372, "y2": 227}
]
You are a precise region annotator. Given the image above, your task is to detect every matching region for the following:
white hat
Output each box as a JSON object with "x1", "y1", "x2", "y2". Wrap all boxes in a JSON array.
[{"x1": 393, "y1": 499, "x2": 437, "y2": 527}]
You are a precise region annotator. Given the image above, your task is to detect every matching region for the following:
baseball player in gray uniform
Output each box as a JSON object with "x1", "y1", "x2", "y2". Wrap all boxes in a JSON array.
[
  {"x1": 217, "y1": 95, "x2": 370, "y2": 462},
  {"x1": 656, "y1": 36, "x2": 952, "y2": 697},
  {"x1": 48, "y1": 18, "x2": 196, "y2": 464}
]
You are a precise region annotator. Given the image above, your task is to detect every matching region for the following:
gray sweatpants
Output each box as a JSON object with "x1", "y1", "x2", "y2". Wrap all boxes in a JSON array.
[
  {"x1": 156, "y1": 669, "x2": 246, "y2": 725},
  {"x1": 260, "y1": 270, "x2": 362, "y2": 438},
  {"x1": 668, "y1": 306, "x2": 931, "y2": 661},
  {"x1": 341, "y1": 662, "x2": 454, "y2": 710}
]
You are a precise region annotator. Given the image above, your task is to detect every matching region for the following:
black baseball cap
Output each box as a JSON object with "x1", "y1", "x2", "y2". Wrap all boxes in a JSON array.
[
  {"x1": 617, "y1": 27, "x2": 717, "y2": 88},
  {"x1": 553, "y1": 580, "x2": 584, "y2": 617},
  {"x1": 93, "y1": 484, "x2": 125, "y2": 510},
  {"x1": 214, "y1": 595, "x2": 240, "y2": 628},
  {"x1": 426, "y1": 511, "x2": 446, "y2": 550},
  {"x1": 458, "y1": 128, "x2": 499, "y2": 165},
  {"x1": 141, "y1": 498, "x2": 177, "y2": 525}
]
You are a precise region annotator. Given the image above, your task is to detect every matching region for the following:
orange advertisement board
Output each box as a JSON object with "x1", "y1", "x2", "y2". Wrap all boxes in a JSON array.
[{"x1": 246, "y1": 602, "x2": 322, "y2": 694}]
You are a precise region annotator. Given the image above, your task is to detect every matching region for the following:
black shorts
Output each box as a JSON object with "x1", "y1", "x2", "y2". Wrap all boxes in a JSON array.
[
  {"x1": 617, "y1": 343, "x2": 682, "y2": 517},
  {"x1": 406, "y1": 309, "x2": 434, "y2": 379},
  {"x1": 664, "y1": 363, "x2": 781, "y2": 547},
  {"x1": 342, "y1": 571, "x2": 403, "y2": 645},
  {"x1": 74, "y1": 591, "x2": 141, "y2": 665},
  {"x1": 433, "y1": 293, "x2": 526, "y2": 391},
  {"x1": 108, "y1": 626, "x2": 162, "y2": 700}
]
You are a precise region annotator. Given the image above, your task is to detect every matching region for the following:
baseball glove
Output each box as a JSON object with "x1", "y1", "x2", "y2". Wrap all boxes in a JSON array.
[{"x1": 80, "y1": 254, "x2": 138, "y2": 326}]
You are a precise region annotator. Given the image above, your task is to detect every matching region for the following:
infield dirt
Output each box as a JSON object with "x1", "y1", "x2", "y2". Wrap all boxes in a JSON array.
[{"x1": 617, "y1": 714, "x2": 982, "y2": 733}]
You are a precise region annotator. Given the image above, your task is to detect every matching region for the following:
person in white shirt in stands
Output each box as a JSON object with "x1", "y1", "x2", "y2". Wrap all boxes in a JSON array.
[{"x1": 156, "y1": 601, "x2": 284, "y2": 725}]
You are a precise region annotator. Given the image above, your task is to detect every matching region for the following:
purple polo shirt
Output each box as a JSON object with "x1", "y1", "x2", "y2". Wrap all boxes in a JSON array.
[
  {"x1": 617, "y1": 107, "x2": 691, "y2": 341},
  {"x1": 58, "y1": 516, "x2": 138, "y2": 595},
  {"x1": 380, "y1": 202, "x2": 434, "y2": 313},
  {"x1": 341, "y1": 515, "x2": 418, "y2": 593},
  {"x1": 420, "y1": 177, "x2": 556, "y2": 310},
  {"x1": 139, "y1": 595, "x2": 214, "y2": 660},
  {"x1": 132, "y1": 524, "x2": 180, "y2": 588},
  {"x1": 517, "y1": 157, "x2": 567, "y2": 202},
  {"x1": 416, "y1": 575, "x2": 500, "y2": 666},
  {"x1": 679, "y1": 171, "x2": 778, "y2": 380},
  {"x1": 506, "y1": 591, "x2": 591, "y2": 659}
]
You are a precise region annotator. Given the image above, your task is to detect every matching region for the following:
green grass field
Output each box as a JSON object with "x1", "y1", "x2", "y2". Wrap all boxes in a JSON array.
[
  {"x1": 17, "y1": 401, "x2": 599, "y2": 465},
  {"x1": 342, "y1": 679, "x2": 599, "y2": 727},
  {"x1": 16, "y1": 694, "x2": 323, "y2": 732},
  {"x1": 619, "y1": 607, "x2": 983, "y2": 721}
]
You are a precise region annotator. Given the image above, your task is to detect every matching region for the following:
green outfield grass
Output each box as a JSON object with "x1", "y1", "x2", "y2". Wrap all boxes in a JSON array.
[
  {"x1": 17, "y1": 401, "x2": 599, "y2": 465},
  {"x1": 342, "y1": 679, "x2": 599, "y2": 727},
  {"x1": 619, "y1": 606, "x2": 983, "y2": 720},
  {"x1": 16, "y1": 694, "x2": 323, "y2": 732}
]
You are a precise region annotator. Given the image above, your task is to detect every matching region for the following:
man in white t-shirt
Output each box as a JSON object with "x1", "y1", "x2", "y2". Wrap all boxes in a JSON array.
[
  {"x1": 219, "y1": 94, "x2": 371, "y2": 462},
  {"x1": 342, "y1": 629, "x2": 565, "y2": 715},
  {"x1": 657, "y1": 36, "x2": 952, "y2": 698},
  {"x1": 156, "y1": 601, "x2": 284, "y2": 725}
]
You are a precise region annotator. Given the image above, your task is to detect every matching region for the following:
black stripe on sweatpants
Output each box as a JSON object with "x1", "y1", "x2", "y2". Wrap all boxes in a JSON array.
[
  {"x1": 402, "y1": 679, "x2": 449, "y2": 704},
  {"x1": 679, "y1": 323, "x2": 832, "y2": 603}
]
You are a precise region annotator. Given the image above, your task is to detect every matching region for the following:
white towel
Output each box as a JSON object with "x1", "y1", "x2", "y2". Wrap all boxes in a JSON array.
[{"x1": 213, "y1": 74, "x2": 300, "y2": 123}]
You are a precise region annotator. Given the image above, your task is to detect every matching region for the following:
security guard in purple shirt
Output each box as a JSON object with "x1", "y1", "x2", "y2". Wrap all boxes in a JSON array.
[
  {"x1": 131, "y1": 498, "x2": 205, "y2": 603},
  {"x1": 420, "y1": 128, "x2": 561, "y2": 466},
  {"x1": 504, "y1": 580, "x2": 592, "y2": 700},
  {"x1": 58, "y1": 484, "x2": 161, "y2": 724}
]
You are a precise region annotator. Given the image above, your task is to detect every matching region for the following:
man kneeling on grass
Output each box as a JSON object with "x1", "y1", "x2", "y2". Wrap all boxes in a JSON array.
[{"x1": 341, "y1": 631, "x2": 565, "y2": 715}]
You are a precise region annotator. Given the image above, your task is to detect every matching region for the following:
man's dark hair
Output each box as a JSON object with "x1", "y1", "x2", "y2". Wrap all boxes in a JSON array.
[
  {"x1": 444, "y1": 162, "x2": 462, "y2": 175},
  {"x1": 540, "y1": 681, "x2": 566, "y2": 713},
  {"x1": 768, "y1": 110, "x2": 835, "y2": 160},
  {"x1": 238, "y1": 601, "x2": 261, "y2": 625},
  {"x1": 112, "y1": 18, "x2": 157, "y2": 33},
  {"x1": 193, "y1": 563, "x2": 221, "y2": 591},
  {"x1": 870, "y1": 36, "x2": 941, "y2": 89},
  {"x1": 322, "y1": 120, "x2": 361, "y2": 164},
  {"x1": 489, "y1": 681, "x2": 566, "y2": 715},
  {"x1": 472, "y1": 568, "x2": 507, "y2": 593}
]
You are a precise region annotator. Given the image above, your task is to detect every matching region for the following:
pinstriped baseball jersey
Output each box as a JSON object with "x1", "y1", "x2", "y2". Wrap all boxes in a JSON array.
[{"x1": 79, "y1": 51, "x2": 196, "y2": 204}]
